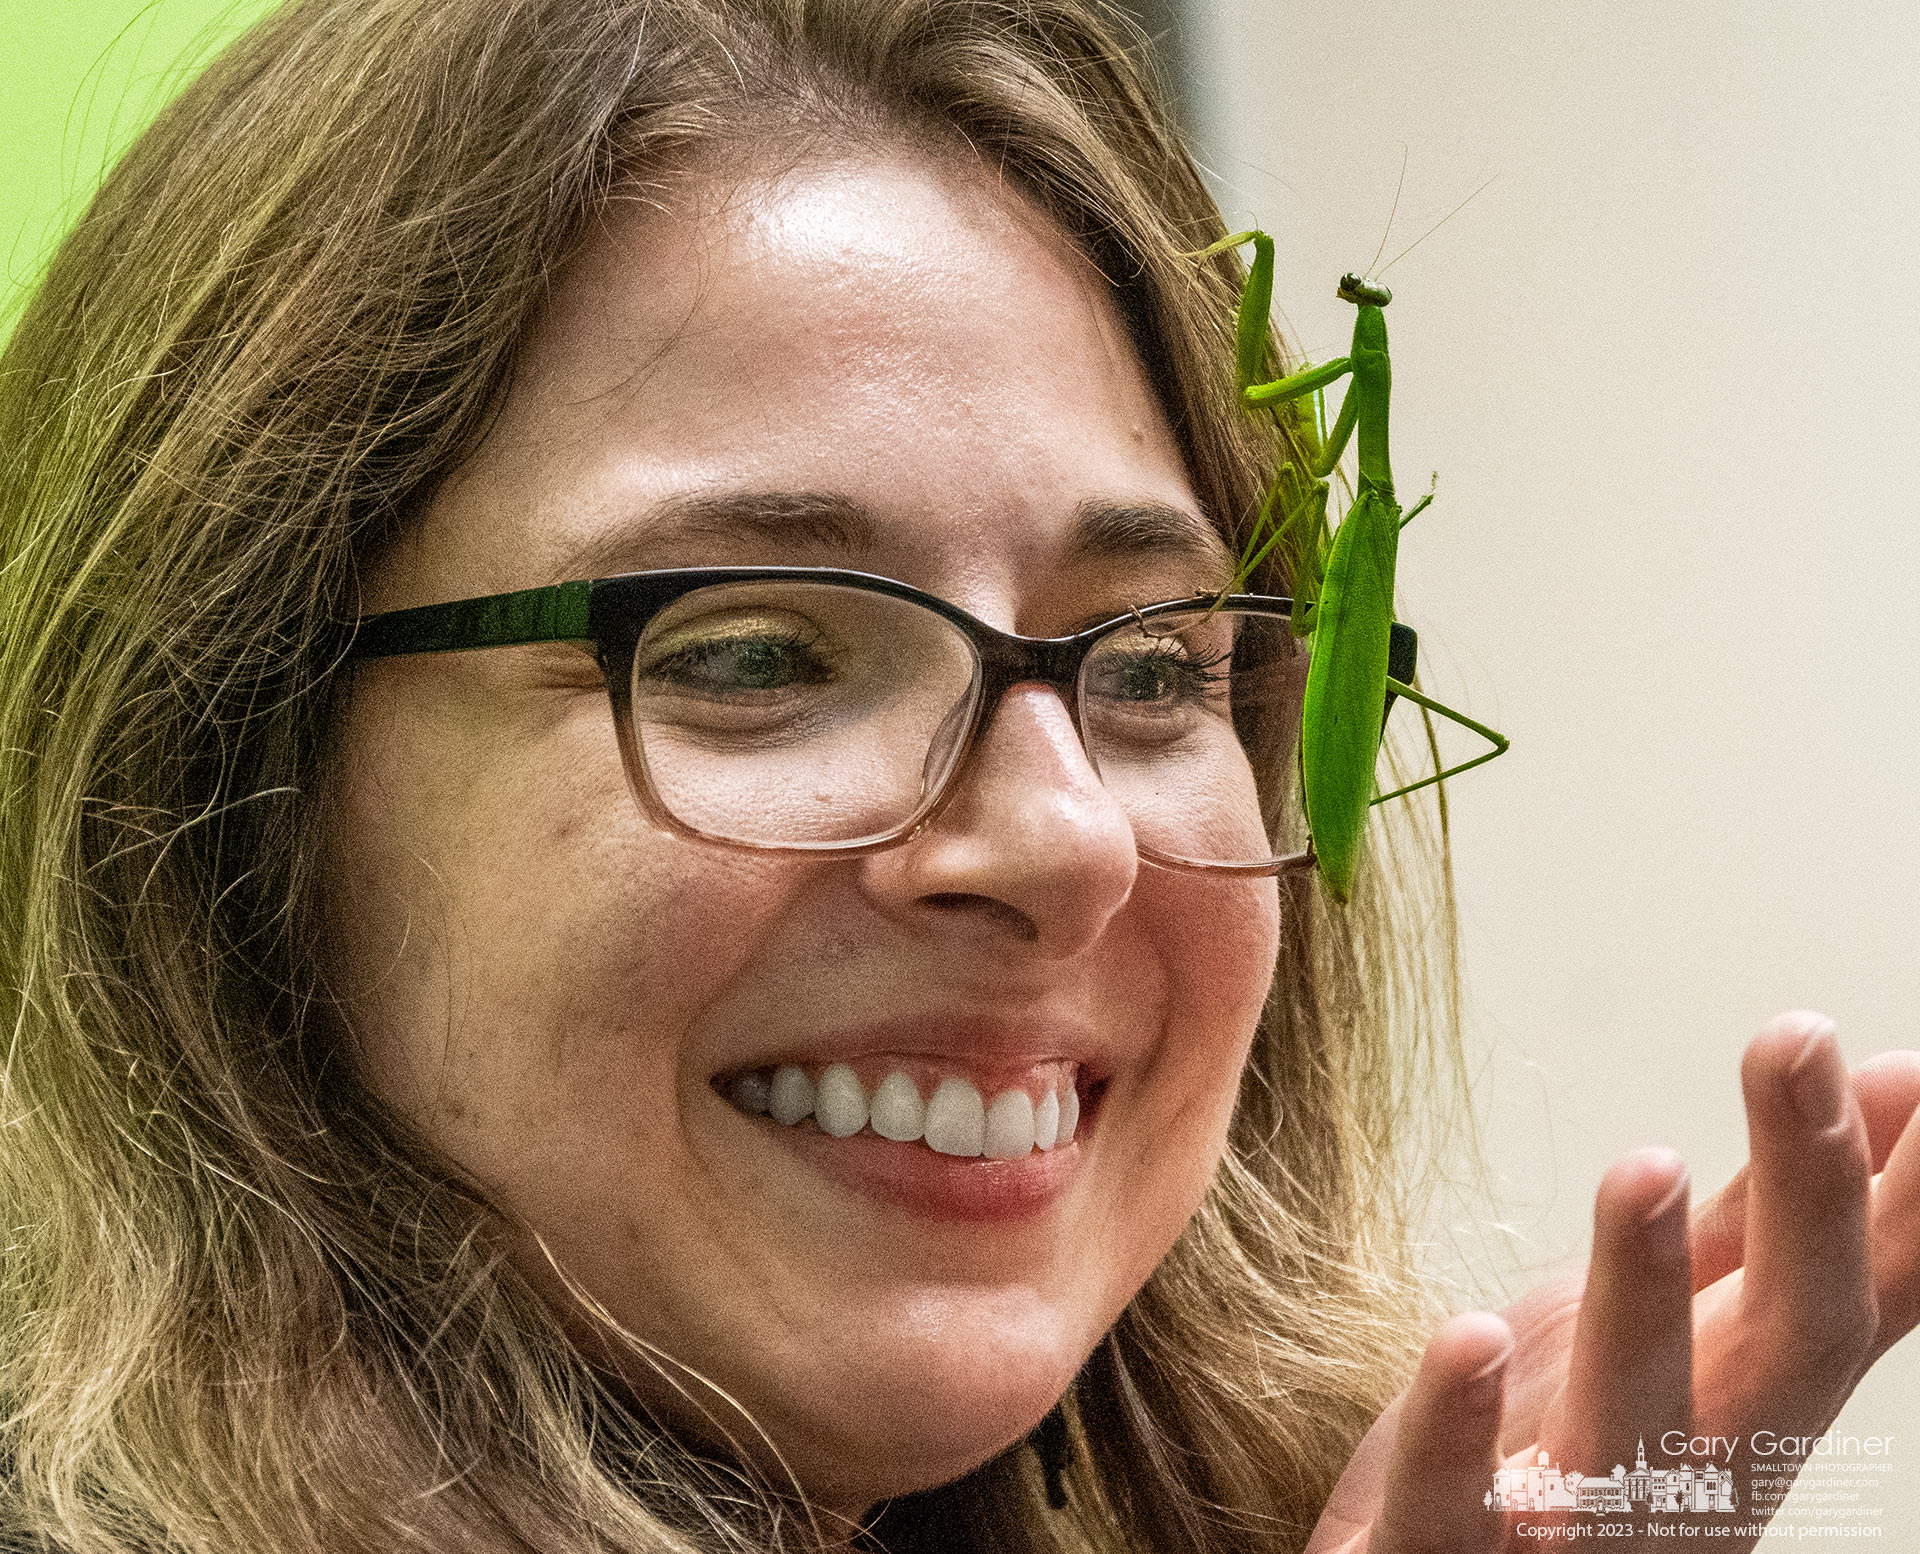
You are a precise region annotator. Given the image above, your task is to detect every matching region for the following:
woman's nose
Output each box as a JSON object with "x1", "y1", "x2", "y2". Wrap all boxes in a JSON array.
[{"x1": 860, "y1": 683, "x2": 1138, "y2": 958}]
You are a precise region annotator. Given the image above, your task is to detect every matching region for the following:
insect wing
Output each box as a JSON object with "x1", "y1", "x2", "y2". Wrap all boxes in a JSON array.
[{"x1": 1300, "y1": 489, "x2": 1399, "y2": 902}]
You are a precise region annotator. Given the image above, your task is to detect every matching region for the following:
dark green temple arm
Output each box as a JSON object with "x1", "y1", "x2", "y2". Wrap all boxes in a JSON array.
[{"x1": 347, "y1": 579, "x2": 593, "y2": 659}]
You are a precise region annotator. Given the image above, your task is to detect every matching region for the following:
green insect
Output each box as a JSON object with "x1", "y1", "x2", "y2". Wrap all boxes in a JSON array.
[{"x1": 1198, "y1": 230, "x2": 1509, "y2": 902}]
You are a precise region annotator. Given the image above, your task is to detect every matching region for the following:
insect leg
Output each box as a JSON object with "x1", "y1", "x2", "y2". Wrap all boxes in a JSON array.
[
  {"x1": 1368, "y1": 677, "x2": 1509, "y2": 805},
  {"x1": 1398, "y1": 475, "x2": 1438, "y2": 529},
  {"x1": 1188, "y1": 229, "x2": 1276, "y2": 392},
  {"x1": 1311, "y1": 383, "x2": 1360, "y2": 478},
  {"x1": 1232, "y1": 478, "x2": 1328, "y2": 600},
  {"x1": 1245, "y1": 355, "x2": 1352, "y2": 410}
]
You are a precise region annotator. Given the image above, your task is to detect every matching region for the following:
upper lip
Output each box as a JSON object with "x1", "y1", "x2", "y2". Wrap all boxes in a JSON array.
[{"x1": 706, "y1": 1013, "x2": 1122, "y2": 1087}]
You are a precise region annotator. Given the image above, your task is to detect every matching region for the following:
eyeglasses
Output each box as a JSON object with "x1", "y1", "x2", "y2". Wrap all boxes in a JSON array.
[{"x1": 344, "y1": 566, "x2": 1416, "y2": 876}]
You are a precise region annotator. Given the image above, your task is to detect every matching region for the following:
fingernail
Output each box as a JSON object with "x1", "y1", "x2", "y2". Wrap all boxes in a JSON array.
[
  {"x1": 1789, "y1": 1030, "x2": 1845, "y2": 1130},
  {"x1": 1466, "y1": 1339, "x2": 1515, "y2": 1387},
  {"x1": 1642, "y1": 1165, "x2": 1690, "y2": 1228}
]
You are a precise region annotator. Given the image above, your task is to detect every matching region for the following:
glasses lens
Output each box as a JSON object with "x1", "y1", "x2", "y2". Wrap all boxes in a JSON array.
[
  {"x1": 629, "y1": 581, "x2": 980, "y2": 848},
  {"x1": 1078, "y1": 607, "x2": 1308, "y2": 869}
]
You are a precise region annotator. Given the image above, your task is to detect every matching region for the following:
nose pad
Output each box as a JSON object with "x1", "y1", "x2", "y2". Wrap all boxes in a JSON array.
[{"x1": 920, "y1": 692, "x2": 976, "y2": 797}]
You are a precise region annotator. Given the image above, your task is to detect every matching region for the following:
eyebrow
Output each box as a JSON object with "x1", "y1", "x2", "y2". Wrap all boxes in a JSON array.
[
  {"x1": 1057, "y1": 496, "x2": 1235, "y2": 576},
  {"x1": 558, "y1": 488, "x2": 1234, "y2": 582}
]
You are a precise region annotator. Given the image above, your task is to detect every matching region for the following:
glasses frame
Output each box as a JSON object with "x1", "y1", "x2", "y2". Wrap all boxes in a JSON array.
[{"x1": 344, "y1": 565, "x2": 1418, "y2": 876}]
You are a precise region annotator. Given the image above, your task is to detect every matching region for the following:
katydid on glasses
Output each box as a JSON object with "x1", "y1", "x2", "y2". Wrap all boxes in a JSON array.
[{"x1": 1197, "y1": 230, "x2": 1509, "y2": 902}]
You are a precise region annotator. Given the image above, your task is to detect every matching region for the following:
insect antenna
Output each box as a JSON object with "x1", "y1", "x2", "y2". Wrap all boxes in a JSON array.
[
  {"x1": 1366, "y1": 144, "x2": 1410, "y2": 279},
  {"x1": 1376, "y1": 173, "x2": 1499, "y2": 279}
]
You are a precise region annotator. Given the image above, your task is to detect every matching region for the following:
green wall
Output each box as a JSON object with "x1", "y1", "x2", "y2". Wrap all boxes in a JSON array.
[{"x1": 3, "y1": 0, "x2": 281, "y2": 333}]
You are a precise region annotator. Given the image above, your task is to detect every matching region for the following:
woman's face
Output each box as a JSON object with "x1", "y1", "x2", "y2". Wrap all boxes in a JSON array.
[{"x1": 324, "y1": 147, "x2": 1281, "y2": 1516}]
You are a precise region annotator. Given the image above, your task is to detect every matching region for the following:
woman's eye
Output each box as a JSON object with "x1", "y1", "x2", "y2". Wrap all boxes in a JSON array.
[
  {"x1": 642, "y1": 629, "x2": 834, "y2": 695},
  {"x1": 1094, "y1": 645, "x2": 1229, "y2": 706}
]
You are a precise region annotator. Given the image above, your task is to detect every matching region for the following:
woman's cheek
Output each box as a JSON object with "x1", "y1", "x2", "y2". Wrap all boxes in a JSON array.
[
  {"x1": 320, "y1": 678, "x2": 781, "y2": 1134},
  {"x1": 1107, "y1": 871, "x2": 1279, "y2": 1200},
  {"x1": 1155, "y1": 869, "x2": 1282, "y2": 1045}
]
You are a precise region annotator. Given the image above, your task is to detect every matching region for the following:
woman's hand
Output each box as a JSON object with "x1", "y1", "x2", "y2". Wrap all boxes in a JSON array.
[{"x1": 1304, "y1": 1012, "x2": 1920, "y2": 1554}]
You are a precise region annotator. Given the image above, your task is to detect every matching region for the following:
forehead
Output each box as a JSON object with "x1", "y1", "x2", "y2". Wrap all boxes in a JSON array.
[
  {"x1": 382, "y1": 146, "x2": 1213, "y2": 610},
  {"x1": 529, "y1": 151, "x2": 1104, "y2": 392}
]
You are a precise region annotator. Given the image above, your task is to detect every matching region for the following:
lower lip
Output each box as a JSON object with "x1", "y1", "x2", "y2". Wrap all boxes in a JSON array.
[{"x1": 735, "y1": 1097, "x2": 1098, "y2": 1223}]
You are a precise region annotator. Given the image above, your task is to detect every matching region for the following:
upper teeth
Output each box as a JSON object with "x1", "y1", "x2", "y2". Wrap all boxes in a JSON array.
[{"x1": 725, "y1": 1064, "x2": 1080, "y2": 1158}]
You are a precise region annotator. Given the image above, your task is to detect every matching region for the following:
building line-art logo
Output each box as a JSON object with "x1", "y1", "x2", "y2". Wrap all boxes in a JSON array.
[{"x1": 1487, "y1": 1438, "x2": 1737, "y2": 1515}]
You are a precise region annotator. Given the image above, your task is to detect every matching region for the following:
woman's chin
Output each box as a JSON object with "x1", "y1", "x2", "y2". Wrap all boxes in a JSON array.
[
  {"x1": 655, "y1": 1343, "x2": 1085, "y2": 1516},
  {"x1": 582, "y1": 1303, "x2": 1088, "y2": 1512},
  {"x1": 773, "y1": 1376, "x2": 1073, "y2": 1514}
]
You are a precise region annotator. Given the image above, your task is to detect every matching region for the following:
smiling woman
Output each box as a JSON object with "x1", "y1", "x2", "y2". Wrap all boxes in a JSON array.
[{"x1": 0, "y1": 1, "x2": 1662, "y2": 1552}]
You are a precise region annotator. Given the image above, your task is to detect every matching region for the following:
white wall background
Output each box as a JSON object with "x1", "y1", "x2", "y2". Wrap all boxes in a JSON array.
[{"x1": 1170, "y1": 0, "x2": 1920, "y2": 1537}]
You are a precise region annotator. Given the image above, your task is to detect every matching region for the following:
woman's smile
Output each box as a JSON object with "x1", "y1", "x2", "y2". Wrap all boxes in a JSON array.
[
  {"x1": 703, "y1": 1019, "x2": 1114, "y2": 1219},
  {"x1": 714, "y1": 1082, "x2": 1096, "y2": 1223}
]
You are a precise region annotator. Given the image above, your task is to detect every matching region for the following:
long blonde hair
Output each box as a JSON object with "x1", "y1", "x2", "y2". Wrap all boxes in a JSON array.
[{"x1": 0, "y1": 1, "x2": 1464, "y2": 1548}]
